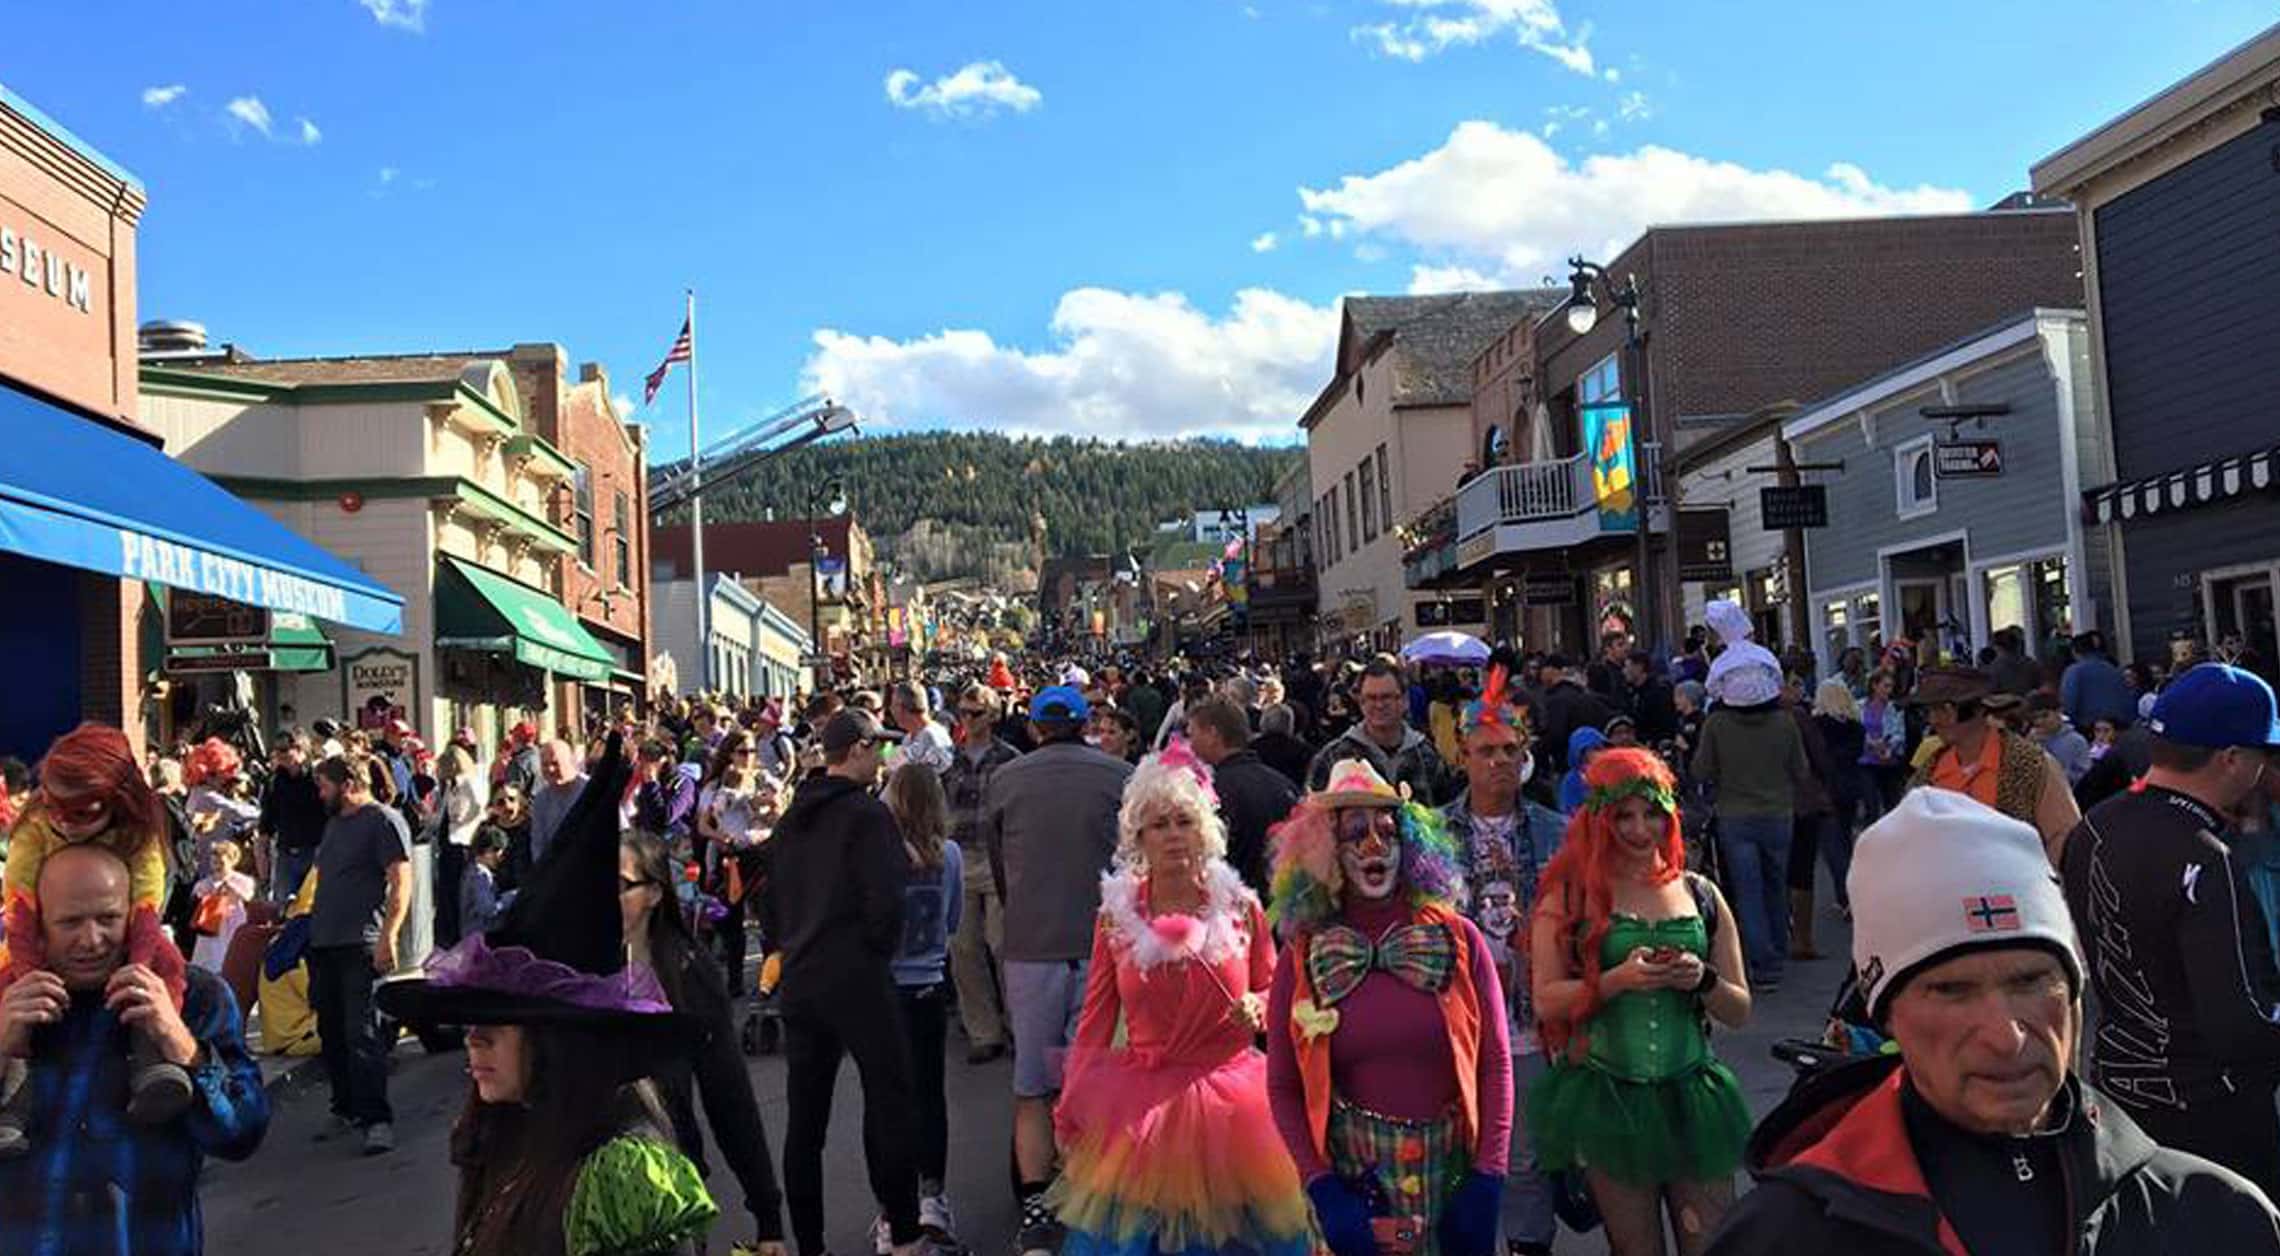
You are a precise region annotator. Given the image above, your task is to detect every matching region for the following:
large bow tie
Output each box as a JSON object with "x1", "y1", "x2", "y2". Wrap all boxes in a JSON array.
[{"x1": 1307, "y1": 922, "x2": 1456, "y2": 1006}]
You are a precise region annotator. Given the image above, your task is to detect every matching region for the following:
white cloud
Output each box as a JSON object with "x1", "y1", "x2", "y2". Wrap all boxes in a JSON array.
[
  {"x1": 1617, "y1": 91, "x2": 1651, "y2": 122},
  {"x1": 1541, "y1": 103, "x2": 1589, "y2": 137},
  {"x1": 378, "y1": 166, "x2": 399, "y2": 184},
  {"x1": 358, "y1": 0, "x2": 428, "y2": 31},
  {"x1": 141, "y1": 84, "x2": 187, "y2": 109},
  {"x1": 297, "y1": 118, "x2": 323, "y2": 145},
  {"x1": 1354, "y1": 0, "x2": 1595, "y2": 75},
  {"x1": 1250, "y1": 231, "x2": 1280, "y2": 253},
  {"x1": 1407, "y1": 264, "x2": 1508, "y2": 295},
  {"x1": 884, "y1": 61, "x2": 1043, "y2": 120},
  {"x1": 803, "y1": 287, "x2": 1338, "y2": 443},
  {"x1": 1297, "y1": 120, "x2": 1974, "y2": 284},
  {"x1": 613, "y1": 393, "x2": 640, "y2": 419},
  {"x1": 224, "y1": 96, "x2": 273, "y2": 137}
]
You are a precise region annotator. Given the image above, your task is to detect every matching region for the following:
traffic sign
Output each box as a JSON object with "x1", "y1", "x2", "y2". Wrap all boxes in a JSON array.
[
  {"x1": 1759, "y1": 485, "x2": 1829, "y2": 530},
  {"x1": 1935, "y1": 439, "x2": 2003, "y2": 478}
]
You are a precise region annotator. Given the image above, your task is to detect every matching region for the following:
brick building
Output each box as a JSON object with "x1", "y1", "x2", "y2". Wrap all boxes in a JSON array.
[
  {"x1": 652, "y1": 517, "x2": 876, "y2": 685},
  {"x1": 0, "y1": 85, "x2": 396, "y2": 760},
  {"x1": 1448, "y1": 207, "x2": 2084, "y2": 654}
]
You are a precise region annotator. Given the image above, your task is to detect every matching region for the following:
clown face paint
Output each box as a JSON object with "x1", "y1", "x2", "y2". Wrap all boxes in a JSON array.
[{"x1": 1335, "y1": 808, "x2": 1402, "y2": 900}]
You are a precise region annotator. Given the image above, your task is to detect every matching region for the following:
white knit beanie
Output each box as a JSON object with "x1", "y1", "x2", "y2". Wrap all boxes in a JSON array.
[{"x1": 1847, "y1": 788, "x2": 2084, "y2": 1022}]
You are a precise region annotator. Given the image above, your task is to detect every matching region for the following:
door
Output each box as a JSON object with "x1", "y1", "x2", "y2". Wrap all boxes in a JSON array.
[
  {"x1": 2206, "y1": 568, "x2": 2280, "y2": 686},
  {"x1": 1896, "y1": 578, "x2": 1944, "y2": 646}
]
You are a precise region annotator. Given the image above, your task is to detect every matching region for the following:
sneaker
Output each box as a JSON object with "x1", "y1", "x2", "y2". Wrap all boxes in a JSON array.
[
  {"x1": 313, "y1": 1113, "x2": 357, "y2": 1143},
  {"x1": 919, "y1": 1193, "x2": 958, "y2": 1243},
  {"x1": 871, "y1": 1216, "x2": 893, "y2": 1256},
  {"x1": 361, "y1": 1121, "x2": 396, "y2": 1156},
  {"x1": 1013, "y1": 1219, "x2": 1062, "y2": 1256}
]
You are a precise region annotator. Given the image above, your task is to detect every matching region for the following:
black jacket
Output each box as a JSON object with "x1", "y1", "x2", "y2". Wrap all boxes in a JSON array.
[
  {"x1": 756, "y1": 775, "x2": 905, "y2": 1005},
  {"x1": 652, "y1": 942, "x2": 785, "y2": 1241},
  {"x1": 1250, "y1": 730, "x2": 1312, "y2": 792},
  {"x1": 1210, "y1": 748, "x2": 1301, "y2": 895},
  {"x1": 2060, "y1": 786, "x2": 2280, "y2": 1114},
  {"x1": 1707, "y1": 1054, "x2": 2280, "y2": 1255},
  {"x1": 1625, "y1": 674, "x2": 1679, "y2": 745},
  {"x1": 1535, "y1": 681, "x2": 1615, "y2": 775}
]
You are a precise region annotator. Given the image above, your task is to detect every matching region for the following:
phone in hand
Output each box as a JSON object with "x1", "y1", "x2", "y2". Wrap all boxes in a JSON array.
[
  {"x1": 1371, "y1": 1214, "x2": 1424, "y2": 1256},
  {"x1": 1648, "y1": 945, "x2": 1680, "y2": 964}
]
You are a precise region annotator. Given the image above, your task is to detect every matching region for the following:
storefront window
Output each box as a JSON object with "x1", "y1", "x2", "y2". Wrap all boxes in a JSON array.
[
  {"x1": 1983, "y1": 564, "x2": 2026, "y2": 638},
  {"x1": 2032, "y1": 557, "x2": 2070, "y2": 643},
  {"x1": 1857, "y1": 592, "x2": 1882, "y2": 656},
  {"x1": 1823, "y1": 600, "x2": 1850, "y2": 663}
]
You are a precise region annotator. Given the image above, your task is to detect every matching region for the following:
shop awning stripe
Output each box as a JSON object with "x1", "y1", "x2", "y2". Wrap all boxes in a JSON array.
[{"x1": 2081, "y1": 446, "x2": 2280, "y2": 525}]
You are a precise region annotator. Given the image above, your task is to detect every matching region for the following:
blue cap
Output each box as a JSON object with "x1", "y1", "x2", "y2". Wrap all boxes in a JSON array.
[
  {"x1": 2146, "y1": 664, "x2": 2280, "y2": 750},
  {"x1": 1029, "y1": 685, "x2": 1092, "y2": 723}
]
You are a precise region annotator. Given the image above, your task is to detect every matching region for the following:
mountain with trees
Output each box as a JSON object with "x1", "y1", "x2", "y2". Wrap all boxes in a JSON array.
[{"x1": 668, "y1": 431, "x2": 1299, "y2": 584}]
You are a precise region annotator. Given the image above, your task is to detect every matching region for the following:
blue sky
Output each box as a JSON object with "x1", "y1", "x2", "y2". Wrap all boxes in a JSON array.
[{"x1": 9, "y1": 2, "x2": 2274, "y2": 451}]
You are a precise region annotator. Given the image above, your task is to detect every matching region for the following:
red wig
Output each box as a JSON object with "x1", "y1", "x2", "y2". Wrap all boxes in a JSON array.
[
  {"x1": 182, "y1": 737, "x2": 242, "y2": 789},
  {"x1": 1532, "y1": 745, "x2": 1686, "y2": 1062},
  {"x1": 37, "y1": 723, "x2": 162, "y2": 842}
]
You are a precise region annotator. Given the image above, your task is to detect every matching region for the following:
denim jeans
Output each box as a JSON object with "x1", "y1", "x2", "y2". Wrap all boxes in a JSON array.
[
  {"x1": 1716, "y1": 814, "x2": 1793, "y2": 985},
  {"x1": 1504, "y1": 1049, "x2": 1556, "y2": 1248},
  {"x1": 271, "y1": 845, "x2": 318, "y2": 905}
]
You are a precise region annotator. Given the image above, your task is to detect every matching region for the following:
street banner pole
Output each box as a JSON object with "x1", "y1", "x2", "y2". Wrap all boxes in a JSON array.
[{"x1": 687, "y1": 289, "x2": 706, "y2": 693}]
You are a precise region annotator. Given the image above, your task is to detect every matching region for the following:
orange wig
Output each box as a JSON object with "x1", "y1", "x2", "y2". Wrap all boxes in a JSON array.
[{"x1": 1532, "y1": 746, "x2": 1685, "y2": 1061}]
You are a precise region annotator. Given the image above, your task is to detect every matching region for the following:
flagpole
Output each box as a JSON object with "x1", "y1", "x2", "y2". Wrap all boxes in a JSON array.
[{"x1": 686, "y1": 288, "x2": 706, "y2": 695}]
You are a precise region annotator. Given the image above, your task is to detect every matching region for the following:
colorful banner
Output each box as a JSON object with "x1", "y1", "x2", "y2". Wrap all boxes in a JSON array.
[{"x1": 1583, "y1": 402, "x2": 1639, "y2": 533}]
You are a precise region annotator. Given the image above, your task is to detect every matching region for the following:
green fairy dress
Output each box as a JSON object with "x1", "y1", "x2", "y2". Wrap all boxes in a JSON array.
[
  {"x1": 1526, "y1": 913, "x2": 1753, "y2": 1185},
  {"x1": 562, "y1": 1135, "x2": 720, "y2": 1256}
]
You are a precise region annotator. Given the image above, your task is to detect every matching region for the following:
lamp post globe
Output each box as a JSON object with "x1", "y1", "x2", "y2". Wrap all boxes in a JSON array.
[{"x1": 1565, "y1": 299, "x2": 1599, "y2": 336}]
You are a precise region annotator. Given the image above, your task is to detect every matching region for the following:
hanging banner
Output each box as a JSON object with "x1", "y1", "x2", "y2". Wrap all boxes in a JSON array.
[{"x1": 1583, "y1": 403, "x2": 1639, "y2": 534}]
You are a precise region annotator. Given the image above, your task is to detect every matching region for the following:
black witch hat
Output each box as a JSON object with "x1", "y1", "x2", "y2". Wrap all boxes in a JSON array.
[{"x1": 377, "y1": 733, "x2": 694, "y2": 1062}]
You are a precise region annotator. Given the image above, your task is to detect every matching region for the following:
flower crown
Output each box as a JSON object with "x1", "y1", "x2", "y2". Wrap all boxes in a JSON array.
[{"x1": 1583, "y1": 773, "x2": 1676, "y2": 815}]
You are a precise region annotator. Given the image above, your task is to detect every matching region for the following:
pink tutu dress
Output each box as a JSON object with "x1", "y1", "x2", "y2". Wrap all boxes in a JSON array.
[{"x1": 1054, "y1": 862, "x2": 1312, "y2": 1256}]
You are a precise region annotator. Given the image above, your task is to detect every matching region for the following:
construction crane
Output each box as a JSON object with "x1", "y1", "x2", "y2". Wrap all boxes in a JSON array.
[{"x1": 648, "y1": 395, "x2": 860, "y2": 518}]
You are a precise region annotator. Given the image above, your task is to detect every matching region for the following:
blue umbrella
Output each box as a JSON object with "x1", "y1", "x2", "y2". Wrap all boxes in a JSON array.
[{"x1": 1401, "y1": 630, "x2": 1490, "y2": 666}]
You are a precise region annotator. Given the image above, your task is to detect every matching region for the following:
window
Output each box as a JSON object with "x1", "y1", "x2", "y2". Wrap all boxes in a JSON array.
[
  {"x1": 1579, "y1": 352, "x2": 1622, "y2": 405},
  {"x1": 571, "y1": 464, "x2": 595, "y2": 567},
  {"x1": 1856, "y1": 592, "x2": 1882, "y2": 656},
  {"x1": 1359, "y1": 456, "x2": 1377, "y2": 541},
  {"x1": 1894, "y1": 435, "x2": 1936, "y2": 519},
  {"x1": 1331, "y1": 471, "x2": 1349, "y2": 556},
  {"x1": 1376, "y1": 442, "x2": 1393, "y2": 526},
  {"x1": 613, "y1": 490, "x2": 631, "y2": 587},
  {"x1": 1823, "y1": 599, "x2": 1851, "y2": 664}
]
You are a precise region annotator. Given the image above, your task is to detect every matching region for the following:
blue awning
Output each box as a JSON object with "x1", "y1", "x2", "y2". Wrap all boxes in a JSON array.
[{"x1": 0, "y1": 386, "x2": 403, "y2": 634}]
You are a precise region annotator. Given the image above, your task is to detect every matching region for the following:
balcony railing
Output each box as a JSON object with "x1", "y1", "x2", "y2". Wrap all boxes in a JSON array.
[{"x1": 1456, "y1": 444, "x2": 1664, "y2": 540}]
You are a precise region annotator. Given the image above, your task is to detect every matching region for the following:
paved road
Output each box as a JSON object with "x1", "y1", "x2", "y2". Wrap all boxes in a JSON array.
[{"x1": 203, "y1": 905, "x2": 1854, "y2": 1255}]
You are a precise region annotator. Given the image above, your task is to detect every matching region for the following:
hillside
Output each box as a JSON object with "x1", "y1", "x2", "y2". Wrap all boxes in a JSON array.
[{"x1": 668, "y1": 431, "x2": 1300, "y2": 583}]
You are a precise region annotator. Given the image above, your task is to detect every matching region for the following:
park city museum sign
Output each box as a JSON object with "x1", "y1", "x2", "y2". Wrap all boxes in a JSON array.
[{"x1": 0, "y1": 92, "x2": 144, "y2": 422}]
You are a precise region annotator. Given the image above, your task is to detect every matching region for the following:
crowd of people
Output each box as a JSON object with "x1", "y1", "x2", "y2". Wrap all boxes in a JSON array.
[{"x1": 9, "y1": 597, "x2": 2280, "y2": 1254}]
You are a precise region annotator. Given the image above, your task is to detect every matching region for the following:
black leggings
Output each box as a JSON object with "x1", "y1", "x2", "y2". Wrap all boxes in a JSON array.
[
  {"x1": 899, "y1": 982, "x2": 950, "y2": 1188},
  {"x1": 783, "y1": 979, "x2": 921, "y2": 1254}
]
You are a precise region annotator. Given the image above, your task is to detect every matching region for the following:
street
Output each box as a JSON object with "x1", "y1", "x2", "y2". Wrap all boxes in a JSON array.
[{"x1": 202, "y1": 902, "x2": 1852, "y2": 1255}]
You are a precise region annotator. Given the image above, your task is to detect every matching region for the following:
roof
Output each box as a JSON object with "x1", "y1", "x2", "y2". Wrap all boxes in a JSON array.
[
  {"x1": 652, "y1": 518, "x2": 857, "y2": 582},
  {"x1": 183, "y1": 352, "x2": 503, "y2": 387},
  {"x1": 2031, "y1": 21, "x2": 2280, "y2": 195},
  {"x1": 1343, "y1": 289, "x2": 1566, "y2": 408},
  {"x1": 1781, "y1": 309, "x2": 2083, "y2": 445},
  {"x1": 0, "y1": 79, "x2": 142, "y2": 192}
]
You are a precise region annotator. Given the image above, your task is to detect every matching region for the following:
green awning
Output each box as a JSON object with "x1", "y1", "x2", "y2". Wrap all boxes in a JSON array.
[
  {"x1": 435, "y1": 555, "x2": 612, "y2": 682},
  {"x1": 163, "y1": 607, "x2": 335, "y2": 673}
]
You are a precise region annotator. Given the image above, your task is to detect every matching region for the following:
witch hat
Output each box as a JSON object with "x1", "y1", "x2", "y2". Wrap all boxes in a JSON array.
[{"x1": 377, "y1": 732, "x2": 695, "y2": 1063}]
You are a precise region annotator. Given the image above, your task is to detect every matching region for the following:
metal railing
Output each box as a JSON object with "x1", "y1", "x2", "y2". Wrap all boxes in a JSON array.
[{"x1": 1456, "y1": 445, "x2": 1663, "y2": 539}]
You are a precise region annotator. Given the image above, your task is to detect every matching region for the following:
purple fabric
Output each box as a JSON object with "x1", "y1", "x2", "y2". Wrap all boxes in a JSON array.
[
  {"x1": 423, "y1": 933, "x2": 673, "y2": 1014},
  {"x1": 1267, "y1": 895, "x2": 1514, "y2": 1180}
]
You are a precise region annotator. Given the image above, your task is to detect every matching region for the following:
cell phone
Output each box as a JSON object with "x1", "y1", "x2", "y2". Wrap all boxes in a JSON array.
[
  {"x1": 1371, "y1": 1215, "x2": 1424, "y2": 1256},
  {"x1": 1648, "y1": 945, "x2": 1680, "y2": 963}
]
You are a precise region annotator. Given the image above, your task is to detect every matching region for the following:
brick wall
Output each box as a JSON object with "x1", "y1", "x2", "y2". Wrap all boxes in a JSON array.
[
  {"x1": 1532, "y1": 211, "x2": 2084, "y2": 453},
  {"x1": 1467, "y1": 316, "x2": 1543, "y2": 468},
  {"x1": 75, "y1": 572, "x2": 145, "y2": 750}
]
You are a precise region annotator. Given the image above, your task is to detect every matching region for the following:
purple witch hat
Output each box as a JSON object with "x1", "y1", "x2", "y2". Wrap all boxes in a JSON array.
[{"x1": 378, "y1": 732, "x2": 695, "y2": 1063}]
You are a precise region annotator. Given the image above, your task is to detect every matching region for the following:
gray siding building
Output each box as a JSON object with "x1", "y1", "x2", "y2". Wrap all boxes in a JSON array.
[{"x1": 1783, "y1": 311, "x2": 2111, "y2": 671}]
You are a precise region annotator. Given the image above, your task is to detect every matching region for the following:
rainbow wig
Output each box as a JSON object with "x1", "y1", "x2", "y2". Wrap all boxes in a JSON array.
[
  {"x1": 1266, "y1": 797, "x2": 1464, "y2": 933},
  {"x1": 1533, "y1": 745, "x2": 1686, "y2": 1061},
  {"x1": 1114, "y1": 740, "x2": 1229, "y2": 869}
]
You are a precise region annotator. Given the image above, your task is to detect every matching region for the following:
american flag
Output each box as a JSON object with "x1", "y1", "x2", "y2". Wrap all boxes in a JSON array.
[{"x1": 643, "y1": 316, "x2": 693, "y2": 405}]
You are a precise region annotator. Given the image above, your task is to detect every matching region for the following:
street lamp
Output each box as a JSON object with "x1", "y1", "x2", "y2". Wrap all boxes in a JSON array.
[
  {"x1": 1563, "y1": 256, "x2": 1660, "y2": 651},
  {"x1": 809, "y1": 477, "x2": 848, "y2": 689}
]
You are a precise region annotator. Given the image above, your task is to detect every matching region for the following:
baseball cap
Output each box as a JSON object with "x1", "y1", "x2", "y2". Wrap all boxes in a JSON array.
[
  {"x1": 820, "y1": 709, "x2": 903, "y2": 756},
  {"x1": 2146, "y1": 663, "x2": 2280, "y2": 750},
  {"x1": 1029, "y1": 685, "x2": 1092, "y2": 724}
]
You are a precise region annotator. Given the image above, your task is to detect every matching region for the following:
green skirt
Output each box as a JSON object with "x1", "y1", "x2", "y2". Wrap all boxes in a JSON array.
[{"x1": 1526, "y1": 1056, "x2": 1752, "y2": 1187}]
